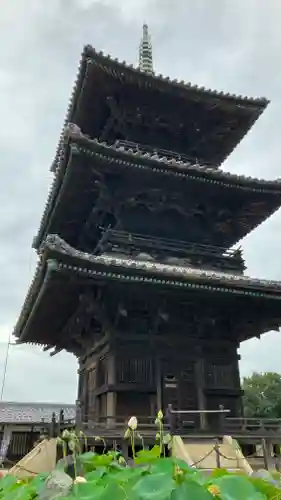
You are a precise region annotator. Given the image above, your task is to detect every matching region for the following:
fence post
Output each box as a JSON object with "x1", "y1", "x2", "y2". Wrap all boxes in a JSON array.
[
  {"x1": 50, "y1": 412, "x2": 57, "y2": 438},
  {"x1": 57, "y1": 409, "x2": 64, "y2": 437},
  {"x1": 59, "y1": 409, "x2": 65, "y2": 425},
  {"x1": 214, "y1": 439, "x2": 221, "y2": 469}
]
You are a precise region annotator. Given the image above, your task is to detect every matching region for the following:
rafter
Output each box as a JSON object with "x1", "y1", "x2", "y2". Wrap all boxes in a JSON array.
[{"x1": 100, "y1": 97, "x2": 129, "y2": 142}]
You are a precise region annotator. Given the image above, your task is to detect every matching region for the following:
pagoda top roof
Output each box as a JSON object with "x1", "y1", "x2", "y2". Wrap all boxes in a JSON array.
[
  {"x1": 14, "y1": 234, "x2": 281, "y2": 347},
  {"x1": 34, "y1": 133, "x2": 281, "y2": 250},
  {"x1": 79, "y1": 45, "x2": 267, "y2": 103},
  {"x1": 51, "y1": 45, "x2": 268, "y2": 172}
]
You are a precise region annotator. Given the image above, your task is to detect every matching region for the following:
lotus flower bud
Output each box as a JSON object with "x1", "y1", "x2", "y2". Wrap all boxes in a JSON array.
[
  {"x1": 128, "y1": 416, "x2": 138, "y2": 430},
  {"x1": 62, "y1": 429, "x2": 70, "y2": 439},
  {"x1": 157, "y1": 410, "x2": 163, "y2": 420}
]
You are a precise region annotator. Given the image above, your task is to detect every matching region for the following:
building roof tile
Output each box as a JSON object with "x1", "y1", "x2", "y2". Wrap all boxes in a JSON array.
[
  {"x1": 34, "y1": 133, "x2": 281, "y2": 250},
  {"x1": 51, "y1": 44, "x2": 268, "y2": 174},
  {"x1": 44, "y1": 234, "x2": 281, "y2": 293},
  {"x1": 14, "y1": 234, "x2": 281, "y2": 346},
  {"x1": 0, "y1": 401, "x2": 75, "y2": 424}
]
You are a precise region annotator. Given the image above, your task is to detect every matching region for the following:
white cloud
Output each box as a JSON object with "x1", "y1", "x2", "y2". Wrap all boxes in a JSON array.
[
  {"x1": 76, "y1": 0, "x2": 151, "y2": 20},
  {"x1": 0, "y1": 343, "x2": 77, "y2": 403}
]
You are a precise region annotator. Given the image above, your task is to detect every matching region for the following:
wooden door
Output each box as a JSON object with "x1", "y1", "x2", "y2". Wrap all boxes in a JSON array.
[
  {"x1": 161, "y1": 358, "x2": 180, "y2": 410},
  {"x1": 161, "y1": 359, "x2": 199, "y2": 431}
]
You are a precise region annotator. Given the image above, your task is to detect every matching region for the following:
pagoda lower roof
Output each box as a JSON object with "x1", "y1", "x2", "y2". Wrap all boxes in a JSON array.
[
  {"x1": 52, "y1": 45, "x2": 268, "y2": 171},
  {"x1": 34, "y1": 134, "x2": 281, "y2": 250},
  {"x1": 14, "y1": 235, "x2": 281, "y2": 348}
]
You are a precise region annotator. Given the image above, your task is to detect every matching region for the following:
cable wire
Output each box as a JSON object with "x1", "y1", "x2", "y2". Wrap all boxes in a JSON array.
[
  {"x1": 0, "y1": 333, "x2": 11, "y2": 401},
  {"x1": 0, "y1": 249, "x2": 34, "y2": 402}
]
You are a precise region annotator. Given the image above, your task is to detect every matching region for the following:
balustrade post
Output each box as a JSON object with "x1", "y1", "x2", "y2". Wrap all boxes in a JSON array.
[
  {"x1": 57, "y1": 409, "x2": 64, "y2": 436},
  {"x1": 218, "y1": 405, "x2": 225, "y2": 434},
  {"x1": 50, "y1": 412, "x2": 57, "y2": 438},
  {"x1": 59, "y1": 409, "x2": 64, "y2": 425},
  {"x1": 166, "y1": 404, "x2": 175, "y2": 435},
  {"x1": 75, "y1": 400, "x2": 82, "y2": 428}
]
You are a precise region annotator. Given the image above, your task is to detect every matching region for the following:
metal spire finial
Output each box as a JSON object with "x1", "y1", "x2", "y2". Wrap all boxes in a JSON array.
[{"x1": 139, "y1": 23, "x2": 154, "y2": 75}]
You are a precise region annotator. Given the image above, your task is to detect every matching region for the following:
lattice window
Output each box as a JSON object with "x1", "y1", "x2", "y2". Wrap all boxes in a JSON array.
[
  {"x1": 205, "y1": 364, "x2": 234, "y2": 389},
  {"x1": 85, "y1": 367, "x2": 97, "y2": 416},
  {"x1": 97, "y1": 357, "x2": 108, "y2": 386},
  {"x1": 117, "y1": 358, "x2": 154, "y2": 384},
  {"x1": 10, "y1": 433, "x2": 28, "y2": 455},
  {"x1": 88, "y1": 368, "x2": 96, "y2": 391}
]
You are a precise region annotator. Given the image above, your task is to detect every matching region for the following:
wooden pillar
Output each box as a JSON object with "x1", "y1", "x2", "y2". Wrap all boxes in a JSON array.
[
  {"x1": 195, "y1": 356, "x2": 206, "y2": 430},
  {"x1": 0, "y1": 425, "x2": 12, "y2": 465},
  {"x1": 274, "y1": 444, "x2": 281, "y2": 471},
  {"x1": 80, "y1": 365, "x2": 88, "y2": 422},
  {"x1": 107, "y1": 354, "x2": 116, "y2": 428},
  {"x1": 156, "y1": 357, "x2": 162, "y2": 412},
  {"x1": 262, "y1": 438, "x2": 275, "y2": 471},
  {"x1": 75, "y1": 400, "x2": 82, "y2": 428}
]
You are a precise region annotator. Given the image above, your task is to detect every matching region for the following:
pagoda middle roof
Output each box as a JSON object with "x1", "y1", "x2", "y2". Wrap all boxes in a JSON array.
[
  {"x1": 34, "y1": 134, "x2": 281, "y2": 250},
  {"x1": 51, "y1": 45, "x2": 268, "y2": 171},
  {"x1": 42, "y1": 234, "x2": 281, "y2": 293},
  {"x1": 14, "y1": 234, "x2": 281, "y2": 347}
]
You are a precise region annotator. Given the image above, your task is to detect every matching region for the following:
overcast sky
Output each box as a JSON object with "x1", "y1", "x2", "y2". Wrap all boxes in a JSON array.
[{"x1": 1, "y1": 0, "x2": 281, "y2": 403}]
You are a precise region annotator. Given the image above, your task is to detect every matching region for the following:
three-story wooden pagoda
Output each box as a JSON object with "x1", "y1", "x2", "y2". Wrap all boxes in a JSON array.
[{"x1": 14, "y1": 26, "x2": 281, "y2": 430}]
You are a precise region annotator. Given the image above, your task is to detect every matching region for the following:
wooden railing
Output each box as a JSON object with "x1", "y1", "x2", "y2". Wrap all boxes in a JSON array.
[
  {"x1": 76, "y1": 415, "x2": 169, "y2": 433},
  {"x1": 114, "y1": 140, "x2": 196, "y2": 165},
  {"x1": 165, "y1": 405, "x2": 281, "y2": 436},
  {"x1": 224, "y1": 417, "x2": 281, "y2": 433},
  {"x1": 44, "y1": 406, "x2": 281, "y2": 438},
  {"x1": 96, "y1": 228, "x2": 245, "y2": 272},
  {"x1": 166, "y1": 405, "x2": 230, "y2": 434}
]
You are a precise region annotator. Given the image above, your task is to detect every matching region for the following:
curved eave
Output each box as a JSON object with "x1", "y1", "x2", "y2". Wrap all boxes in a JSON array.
[
  {"x1": 13, "y1": 259, "x2": 47, "y2": 342},
  {"x1": 51, "y1": 45, "x2": 269, "y2": 174},
  {"x1": 81, "y1": 45, "x2": 269, "y2": 105},
  {"x1": 43, "y1": 234, "x2": 281, "y2": 296},
  {"x1": 72, "y1": 137, "x2": 281, "y2": 191},
  {"x1": 56, "y1": 260, "x2": 281, "y2": 297},
  {"x1": 34, "y1": 136, "x2": 281, "y2": 250},
  {"x1": 15, "y1": 236, "x2": 281, "y2": 346},
  {"x1": 14, "y1": 259, "x2": 79, "y2": 346}
]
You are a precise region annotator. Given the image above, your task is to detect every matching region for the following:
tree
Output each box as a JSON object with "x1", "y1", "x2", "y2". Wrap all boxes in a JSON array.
[{"x1": 242, "y1": 372, "x2": 281, "y2": 418}]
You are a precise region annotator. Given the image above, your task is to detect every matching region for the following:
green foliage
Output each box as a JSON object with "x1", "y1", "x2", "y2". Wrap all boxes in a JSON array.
[
  {"x1": 135, "y1": 446, "x2": 161, "y2": 465},
  {"x1": 242, "y1": 372, "x2": 281, "y2": 418},
  {"x1": 2, "y1": 454, "x2": 281, "y2": 500}
]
